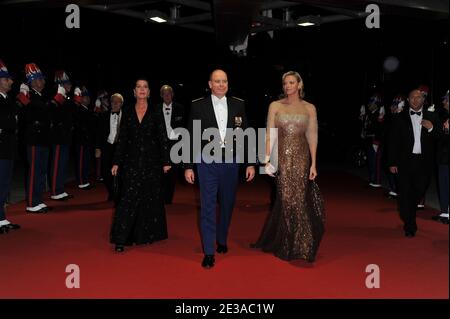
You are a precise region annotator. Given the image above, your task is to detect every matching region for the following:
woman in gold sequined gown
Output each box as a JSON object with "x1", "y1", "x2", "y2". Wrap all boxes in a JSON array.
[{"x1": 252, "y1": 71, "x2": 325, "y2": 262}]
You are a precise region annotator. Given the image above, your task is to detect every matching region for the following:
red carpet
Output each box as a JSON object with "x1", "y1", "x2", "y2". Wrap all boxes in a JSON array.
[{"x1": 0, "y1": 170, "x2": 448, "y2": 299}]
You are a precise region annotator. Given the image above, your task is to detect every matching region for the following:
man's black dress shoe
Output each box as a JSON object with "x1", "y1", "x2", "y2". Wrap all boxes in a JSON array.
[
  {"x1": 216, "y1": 242, "x2": 228, "y2": 254},
  {"x1": 0, "y1": 226, "x2": 8, "y2": 234},
  {"x1": 201, "y1": 255, "x2": 215, "y2": 269},
  {"x1": 405, "y1": 231, "x2": 416, "y2": 238},
  {"x1": 115, "y1": 245, "x2": 125, "y2": 253}
]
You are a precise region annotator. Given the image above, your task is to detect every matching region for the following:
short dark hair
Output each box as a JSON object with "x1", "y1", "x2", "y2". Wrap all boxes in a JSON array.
[{"x1": 135, "y1": 77, "x2": 150, "y2": 87}]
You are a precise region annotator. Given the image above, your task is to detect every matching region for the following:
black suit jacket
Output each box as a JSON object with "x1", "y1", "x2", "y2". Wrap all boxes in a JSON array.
[
  {"x1": 157, "y1": 102, "x2": 186, "y2": 134},
  {"x1": 388, "y1": 108, "x2": 440, "y2": 170},
  {"x1": 96, "y1": 110, "x2": 123, "y2": 149},
  {"x1": 184, "y1": 95, "x2": 252, "y2": 169}
]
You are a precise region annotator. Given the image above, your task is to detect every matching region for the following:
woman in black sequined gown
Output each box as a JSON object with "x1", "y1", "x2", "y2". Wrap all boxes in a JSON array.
[{"x1": 110, "y1": 79, "x2": 171, "y2": 252}]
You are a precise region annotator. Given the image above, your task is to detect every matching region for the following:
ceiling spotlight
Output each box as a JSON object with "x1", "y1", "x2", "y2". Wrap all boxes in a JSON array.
[
  {"x1": 150, "y1": 16, "x2": 167, "y2": 23},
  {"x1": 298, "y1": 22, "x2": 315, "y2": 27},
  {"x1": 146, "y1": 10, "x2": 168, "y2": 23}
]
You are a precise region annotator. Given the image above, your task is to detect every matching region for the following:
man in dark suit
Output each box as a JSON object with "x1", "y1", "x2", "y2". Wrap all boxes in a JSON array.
[
  {"x1": 388, "y1": 88, "x2": 440, "y2": 237},
  {"x1": 95, "y1": 93, "x2": 124, "y2": 202},
  {"x1": 185, "y1": 69, "x2": 255, "y2": 268},
  {"x1": 158, "y1": 85, "x2": 185, "y2": 204},
  {"x1": 0, "y1": 59, "x2": 21, "y2": 233},
  {"x1": 73, "y1": 86, "x2": 96, "y2": 190}
]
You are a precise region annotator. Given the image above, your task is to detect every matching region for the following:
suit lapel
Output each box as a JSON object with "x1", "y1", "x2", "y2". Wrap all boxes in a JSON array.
[
  {"x1": 205, "y1": 95, "x2": 219, "y2": 129},
  {"x1": 169, "y1": 103, "x2": 174, "y2": 128},
  {"x1": 420, "y1": 109, "x2": 432, "y2": 142}
]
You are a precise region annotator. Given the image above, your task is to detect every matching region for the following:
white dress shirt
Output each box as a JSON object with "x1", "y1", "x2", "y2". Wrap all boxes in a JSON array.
[
  {"x1": 211, "y1": 95, "x2": 228, "y2": 147},
  {"x1": 163, "y1": 103, "x2": 177, "y2": 140},
  {"x1": 107, "y1": 111, "x2": 122, "y2": 144},
  {"x1": 410, "y1": 108, "x2": 423, "y2": 154}
]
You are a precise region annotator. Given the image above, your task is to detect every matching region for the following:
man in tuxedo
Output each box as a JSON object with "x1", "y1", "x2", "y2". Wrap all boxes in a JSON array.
[
  {"x1": 158, "y1": 85, "x2": 185, "y2": 204},
  {"x1": 185, "y1": 69, "x2": 255, "y2": 268},
  {"x1": 388, "y1": 88, "x2": 440, "y2": 237},
  {"x1": 95, "y1": 93, "x2": 124, "y2": 202}
]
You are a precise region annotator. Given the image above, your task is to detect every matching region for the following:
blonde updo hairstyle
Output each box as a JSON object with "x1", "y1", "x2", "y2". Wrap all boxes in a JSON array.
[{"x1": 282, "y1": 71, "x2": 305, "y2": 99}]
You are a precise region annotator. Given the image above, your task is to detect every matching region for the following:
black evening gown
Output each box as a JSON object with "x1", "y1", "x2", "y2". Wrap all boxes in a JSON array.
[{"x1": 110, "y1": 106, "x2": 170, "y2": 246}]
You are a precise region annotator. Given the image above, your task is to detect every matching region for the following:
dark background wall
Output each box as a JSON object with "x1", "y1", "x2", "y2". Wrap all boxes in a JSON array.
[{"x1": 1, "y1": 5, "x2": 448, "y2": 163}]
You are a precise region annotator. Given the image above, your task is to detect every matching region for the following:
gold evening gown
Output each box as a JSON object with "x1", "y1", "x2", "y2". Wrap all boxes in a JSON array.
[{"x1": 253, "y1": 112, "x2": 325, "y2": 262}]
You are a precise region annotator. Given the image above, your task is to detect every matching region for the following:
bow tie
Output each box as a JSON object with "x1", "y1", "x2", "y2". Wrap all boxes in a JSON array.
[
  {"x1": 112, "y1": 111, "x2": 120, "y2": 115},
  {"x1": 165, "y1": 107, "x2": 171, "y2": 111},
  {"x1": 410, "y1": 111, "x2": 422, "y2": 116}
]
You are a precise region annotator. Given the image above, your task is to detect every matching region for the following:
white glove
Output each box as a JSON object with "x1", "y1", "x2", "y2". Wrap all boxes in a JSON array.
[
  {"x1": 20, "y1": 83, "x2": 30, "y2": 96},
  {"x1": 372, "y1": 144, "x2": 379, "y2": 153},
  {"x1": 95, "y1": 98, "x2": 101, "y2": 108},
  {"x1": 57, "y1": 85, "x2": 66, "y2": 97},
  {"x1": 378, "y1": 106, "x2": 385, "y2": 119},
  {"x1": 74, "y1": 87, "x2": 82, "y2": 96},
  {"x1": 359, "y1": 105, "x2": 366, "y2": 120},
  {"x1": 265, "y1": 163, "x2": 277, "y2": 177}
]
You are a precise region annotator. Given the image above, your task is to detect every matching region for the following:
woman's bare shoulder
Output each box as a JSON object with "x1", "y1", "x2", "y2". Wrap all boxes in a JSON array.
[
  {"x1": 302, "y1": 100, "x2": 316, "y2": 114},
  {"x1": 269, "y1": 100, "x2": 284, "y2": 110}
]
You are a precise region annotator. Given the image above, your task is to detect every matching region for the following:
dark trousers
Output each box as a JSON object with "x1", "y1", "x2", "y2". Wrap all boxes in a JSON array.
[
  {"x1": 397, "y1": 155, "x2": 431, "y2": 233},
  {"x1": 438, "y1": 164, "x2": 449, "y2": 214},
  {"x1": 95, "y1": 157, "x2": 102, "y2": 180},
  {"x1": 26, "y1": 145, "x2": 49, "y2": 207},
  {"x1": 50, "y1": 144, "x2": 70, "y2": 196},
  {"x1": 101, "y1": 143, "x2": 117, "y2": 198},
  {"x1": 75, "y1": 144, "x2": 91, "y2": 186},
  {"x1": 0, "y1": 159, "x2": 14, "y2": 220},
  {"x1": 197, "y1": 161, "x2": 239, "y2": 255},
  {"x1": 387, "y1": 171, "x2": 398, "y2": 193},
  {"x1": 367, "y1": 144, "x2": 382, "y2": 184},
  {"x1": 163, "y1": 164, "x2": 176, "y2": 204}
]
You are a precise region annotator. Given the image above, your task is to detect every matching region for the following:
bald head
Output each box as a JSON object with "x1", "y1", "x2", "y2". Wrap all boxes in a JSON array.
[{"x1": 209, "y1": 69, "x2": 228, "y2": 98}]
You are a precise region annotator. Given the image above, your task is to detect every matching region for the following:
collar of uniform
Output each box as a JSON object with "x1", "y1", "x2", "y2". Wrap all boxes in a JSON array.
[
  {"x1": 0, "y1": 91, "x2": 7, "y2": 99},
  {"x1": 211, "y1": 94, "x2": 227, "y2": 107}
]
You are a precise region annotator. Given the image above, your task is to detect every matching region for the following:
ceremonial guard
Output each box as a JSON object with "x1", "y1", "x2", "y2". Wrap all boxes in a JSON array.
[
  {"x1": 16, "y1": 63, "x2": 52, "y2": 213},
  {"x1": 49, "y1": 70, "x2": 75, "y2": 201},
  {"x1": 359, "y1": 93, "x2": 385, "y2": 188},
  {"x1": 0, "y1": 59, "x2": 21, "y2": 233},
  {"x1": 73, "y1": 86, "x2": 96, "y2": 190}
]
